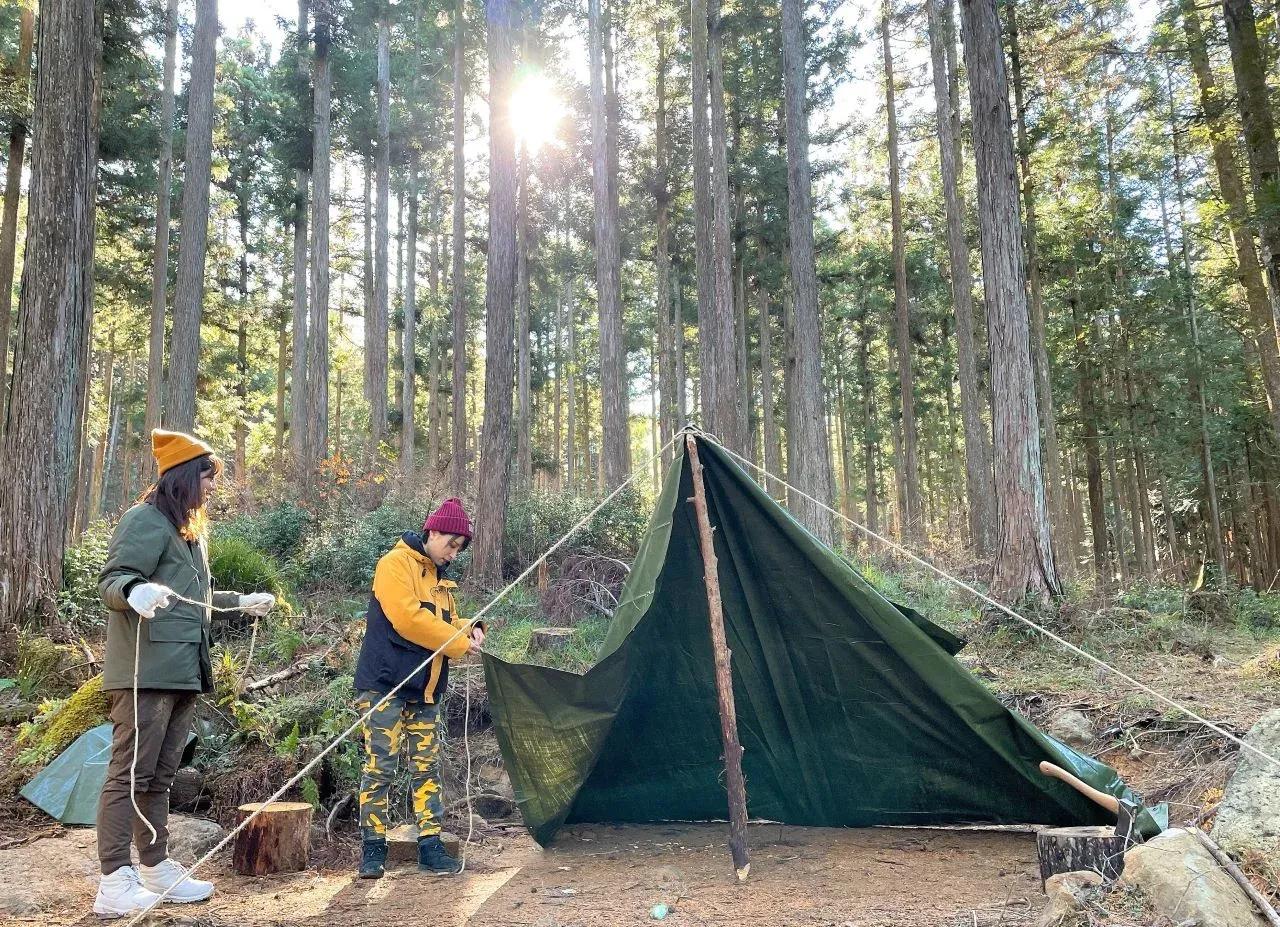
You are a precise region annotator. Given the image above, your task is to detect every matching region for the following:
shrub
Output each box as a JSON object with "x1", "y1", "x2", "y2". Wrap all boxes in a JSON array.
[
  {"x1": 208, "y1": 535, "x2": 289, "y2": 602},
  {"x1": 503, "y1": 489, "x2": 647, "y2": 574},
  {"x1": 220, "y1": 502, "x2": 315, "y2": 563},
  {"x1": 58, "y1": 520, "x2": 112, "y2": 631},
  {"x1": 1235, "y1": 589, "x2": 1280, "y2": 632},
  {"x1": 293, "y1": 500, "x2": 419, "y2": 592}
]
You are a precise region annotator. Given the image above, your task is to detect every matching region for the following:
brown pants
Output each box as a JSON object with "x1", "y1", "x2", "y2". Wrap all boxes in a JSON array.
[{"x1": 97, "y1": 689, "x2": 197, "y2": 874}]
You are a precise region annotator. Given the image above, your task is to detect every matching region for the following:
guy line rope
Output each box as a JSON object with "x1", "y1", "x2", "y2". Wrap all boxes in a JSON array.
[
  {"x1": 688, "y1": 426, "x2": 1280, "y2": 776},
  {"x1": 124, "y1": 430, "x2": 684, "y2": 924}
]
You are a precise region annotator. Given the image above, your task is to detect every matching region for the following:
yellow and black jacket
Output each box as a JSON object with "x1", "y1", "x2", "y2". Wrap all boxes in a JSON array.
[{"x1": 354, "y1": 533, "x2": 476, "y2": 703}]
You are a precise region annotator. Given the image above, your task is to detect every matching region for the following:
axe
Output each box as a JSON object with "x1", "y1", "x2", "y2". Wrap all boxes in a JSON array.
[{"x1": 1039, "y1": 761, "x2": 1140, "y2": 843}]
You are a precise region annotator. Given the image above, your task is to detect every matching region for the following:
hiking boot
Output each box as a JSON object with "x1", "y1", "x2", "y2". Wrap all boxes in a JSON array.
[
  {"x1": 417, "y1": 835, "x2": 462, "y2": 875},
  {"x1": 138, "y1": 858, "x2": 215, "y2": 903},
  {"x1": 93, "y1": 866, "x2": 162, "y2": 919},
  {"x1": 358, "y1": 837, "x2": 388, "y2": 879}
]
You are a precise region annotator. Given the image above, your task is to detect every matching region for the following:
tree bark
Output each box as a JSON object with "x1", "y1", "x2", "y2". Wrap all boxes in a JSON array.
[
  {"x1": 860, "y1": 315, "x2": 880, "y2": 545},
  {"x1": 0, "y1": 0, "x2": 102, "y2": 624},
  {"x1": 449, "y1": 0, "x2": 468, "y2": 494},
  {"x1": 140, "y1": 0, "x2": 175, "y2": 466},
  {"x1": 960, "y1": 0, "x2": 1060, "y2": 602},
  {"x1": 655, "y1": 23, "x2": 676, "y2": 475},
  {"x1": 471, "y1": 0, "x2": 518, "y2": 582},
  {"x1": 758, "y1": 241, "x2": 782, "y2": 499},
  {"x1": 589, "y1": 0, "x2": 629, "y2": 488},
  {"x1": 927, "y1": 0, "x2": 993, "y2": 557},
  {"x1": 1005, "y1": 0, "x2": 1067, "y2": 568},
  {"x1": 402, "y1": 158, "x2": 419, "y2": 476},
  {"x1": 1070, "y1": 281, "x2": 1108, "y2": 578},
  {"x1": 781, "y1": 0, "x2": 834, "y2": 545},
  {"x1": 882, "y1": 0, "x2": 921, "y2": 545},
  {"x1": 290, "y1": 0, "x2": 310, "y2": 478},
  {"x1": 164, "y1": 0, "x2": 219, "y2": 430},
  {"x1": 0, "y1": 0, "x2": 33, "y2": 437},
  {"x1": 371, "y1": 10, "x2": 391, "y2": 446},
  {"x1": 305, "y1": 8, "x2": 332, "y2": 471},
  {"x1": 566, "y1": 275, "x2": 577, "y2": 488},
  {"x1": 516, "y1": 150, "x2": 532, "y2": 488}
]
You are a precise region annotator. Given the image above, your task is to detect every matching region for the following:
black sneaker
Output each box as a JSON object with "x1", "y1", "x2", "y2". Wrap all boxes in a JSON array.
[
  {"x1": 358, "y1": 838, "x2": 388, "y2": 879},
  {"x1": 417, "y1": 836, "x2": 462, "y2": 875}
]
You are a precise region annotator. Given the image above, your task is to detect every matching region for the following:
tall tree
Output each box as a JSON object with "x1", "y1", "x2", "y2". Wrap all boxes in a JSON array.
[
  {"x1": 960, "y1": 0, "x2": 1061, "y2": 602},
  {"x1": 164, "y1": 0, "x2": 219, "y2": 429},
  {"x1": 402, "y1": 157, "x2": 419, "y2": 475},
  {"x1": 590, "y1": 0, "x2": 629, "y2": 488},
  {"x1": 305, "y1": 3, "x2": 333, "y2": 470},
  {"x1": 882, "y1": 0, "x2": 921, "y2": 542},
  {"x1": 142, "y1": 0, "x2": 178, "y2": 471},
  {"x1": 781, "y1": 0, "x2": 834, "y2": 544},
  {"x1": 516, "y1": 149, "x2": 532, "y2": 487},
  {"x1": 0, "y1": 0, "x2": 102, "y2": 624},
  {"x1": 290, "y1": 0, "x2": 310, "y2": 476},
  {"x1": 449, "y1": 0, "x2": 468, "y2": 492},
  {"x1": 0, "y1": 0, "x2": 35, "y2": 435},
  {"x1": 1005, "y1": 0, "x2": 1068, "y2": 560},
  {"x1": 1190, "y1": 0, "x2": 1280, "y2": 442},
  {"x1": 654, "y1": 20, "x2": 676, "y2": 472},
  {"x1": 371, "y1": 5, "x2": 391, "y2": 446},
  {"x1": 1223, "y1": 0, "x2": 1280, "y2": 332},
  {"x1": 471, "y1": 0, "x2": 518, "y2": 581},
  {"x1": 926, "y1": 0, "x2": 993, "y2": 555}
]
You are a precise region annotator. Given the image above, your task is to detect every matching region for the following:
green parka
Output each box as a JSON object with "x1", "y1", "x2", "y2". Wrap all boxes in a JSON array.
[{"x1": 98, "y1": 502, "x2": 241, "y2": 692}]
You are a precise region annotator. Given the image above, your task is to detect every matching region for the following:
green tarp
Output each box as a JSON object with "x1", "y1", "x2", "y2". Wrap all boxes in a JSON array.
[
  {"x1": 20, "y1": 723, "x2": 196, "y2": 825},
  {"x1": 485, "y1": 436, "x2": 1162, "y2": 845}
]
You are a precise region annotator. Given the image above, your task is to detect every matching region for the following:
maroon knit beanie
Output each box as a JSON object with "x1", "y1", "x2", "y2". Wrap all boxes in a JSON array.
[{"x1": 423, "y1": 497, "x2": 473, "y2": 541}]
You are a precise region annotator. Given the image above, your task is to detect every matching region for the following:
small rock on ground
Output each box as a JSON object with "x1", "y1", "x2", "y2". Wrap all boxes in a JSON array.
[
  {"x1": 1034, "y1": 870, "x2": 1102, "y2": 927},
  {"x1": 1121, "y1": 828, "x2": 1267, "y2": 927},
  {"x1": 1047, "y1": 710, "x2": 1095, "y2": 749}
]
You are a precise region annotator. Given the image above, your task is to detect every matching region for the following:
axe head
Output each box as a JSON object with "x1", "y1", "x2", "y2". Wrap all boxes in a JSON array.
[{"x1": 1115, "y1": 798, "x2": 1141, "y2": 844}]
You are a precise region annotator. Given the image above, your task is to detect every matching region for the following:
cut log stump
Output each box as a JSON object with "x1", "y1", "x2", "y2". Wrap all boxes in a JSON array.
[
  {"x1": 233, "y1": 801, "x2": 312, "y2": 876},
  {"x1": 1036, "y1": 826, "x2": 1127, "y2": 887},
  {"x1": 529, "y1": 628, "x2": 573, "y2": 654}
]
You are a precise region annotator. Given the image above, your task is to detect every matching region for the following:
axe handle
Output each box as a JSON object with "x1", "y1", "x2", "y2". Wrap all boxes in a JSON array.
[{"x1": 1038, "y1": 761, "x2": 1120, "y2": 815}]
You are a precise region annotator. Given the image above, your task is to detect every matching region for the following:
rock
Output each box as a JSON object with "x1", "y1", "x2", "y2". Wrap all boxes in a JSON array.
[
  {"x1": 1034, "y1": 870, "x2": 1102, "y2": 927},
  {"x1": 1122, "y1": 828, "x2": 1267, "y2": 927},
  {"x1": 1047, "y1": 709, "x2": 1095, "y2": 749},
  {"x1": 386, "y1": 825, "x2": 461, "y2": 865},
  {"x1": 1214, "y1": 708, "x2": 1280, "y2": 872},
  {"x1": 166, "y1": 813, "x2": 226, "y2": 865}
]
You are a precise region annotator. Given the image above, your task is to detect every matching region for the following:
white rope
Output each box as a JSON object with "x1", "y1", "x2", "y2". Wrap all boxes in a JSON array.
[
  {"x1": 124, "y1": 432, "x2": 682, "y2": 923},
  {"x1": 692, "y1": 427, "x2": 1280, "y2": 775}
]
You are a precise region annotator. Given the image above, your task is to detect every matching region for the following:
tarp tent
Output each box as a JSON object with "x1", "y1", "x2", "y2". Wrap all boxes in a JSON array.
[{"x1": 484, "y1": 436, "x2": 1160, "y2": 845}]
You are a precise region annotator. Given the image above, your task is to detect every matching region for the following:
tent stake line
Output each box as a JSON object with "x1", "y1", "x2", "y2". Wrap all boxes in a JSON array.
[{"x1": 686, "y1": 434, "x2": 751, "y2": 883}]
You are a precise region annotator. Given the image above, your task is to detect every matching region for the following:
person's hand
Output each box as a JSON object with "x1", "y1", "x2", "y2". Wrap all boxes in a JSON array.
[
  {"x1": 127, "y1": 583, "x2": 174, "y2": 619},
  {"x1": 239, "y1": 593, "x2": 277, "y2": 617},
  {"x1": 467, "y1": 625, "x2": 485, "y2": 656}
]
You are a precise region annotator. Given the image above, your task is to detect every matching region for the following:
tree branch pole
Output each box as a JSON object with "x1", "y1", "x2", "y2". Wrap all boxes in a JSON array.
[{"x1": 685, "y1": 433, "x2": 750, "y2": 882}]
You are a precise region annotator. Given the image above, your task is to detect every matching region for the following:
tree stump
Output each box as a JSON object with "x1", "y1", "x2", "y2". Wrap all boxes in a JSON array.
[
  {"x1": 232, "y1": 801, "x2": 312, "y2": 876},
  {"x1": 386, "y1": 824, "x2": 462, "y2": 865},
  {"x1": 1036, "y1": 826, "x2": 1126, "y2": 887},
  {"x1": 529, "y1": 627, "x2": 573, "y2": 654},
  {"x1": 169, "y1": 766, "x2": 207, "y2": 812}
]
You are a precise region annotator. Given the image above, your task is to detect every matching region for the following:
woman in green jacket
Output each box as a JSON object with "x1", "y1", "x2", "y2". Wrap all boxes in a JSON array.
[{"x1": 93, "y1": 429, "x2": 276, "y2": 919}]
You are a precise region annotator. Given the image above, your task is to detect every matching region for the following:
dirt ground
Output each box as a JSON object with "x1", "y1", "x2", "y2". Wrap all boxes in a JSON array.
[{"x1": 4, "y1": 822, "x2": 1048, "y2": 927}]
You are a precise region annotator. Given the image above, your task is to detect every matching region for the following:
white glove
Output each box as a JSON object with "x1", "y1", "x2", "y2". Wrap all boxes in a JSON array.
[
  {"x1": 127, "y1": 582, "x2": 174, "y2": 619},
  {"x1": 239, "y1": 593, "x2": 277, "y2": 617}
]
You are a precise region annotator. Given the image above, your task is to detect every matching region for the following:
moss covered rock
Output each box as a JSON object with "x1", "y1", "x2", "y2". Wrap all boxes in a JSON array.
[{"x1": 16, "y1": 673, "x2": 109, "y2": 767}]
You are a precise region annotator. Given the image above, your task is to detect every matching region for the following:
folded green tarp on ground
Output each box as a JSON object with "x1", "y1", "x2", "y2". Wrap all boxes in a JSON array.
[{"x1": 485, "y1": 436, "x2": 1163, "y2": 845}]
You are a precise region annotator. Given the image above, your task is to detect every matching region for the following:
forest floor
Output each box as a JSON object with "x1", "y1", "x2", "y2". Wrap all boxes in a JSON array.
[{"x1": 3, "y1": 550, "x2": 1280, "y2": 927}]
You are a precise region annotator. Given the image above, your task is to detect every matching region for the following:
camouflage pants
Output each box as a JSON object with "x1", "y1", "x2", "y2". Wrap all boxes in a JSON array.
[{"x1": 356, "y1": 690, "x2": 444, "y2": 839}]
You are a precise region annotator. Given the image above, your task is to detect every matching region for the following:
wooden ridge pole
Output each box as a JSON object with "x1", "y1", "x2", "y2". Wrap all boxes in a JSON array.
[{"x1": 686, "y1": 433, "x2": 751, "y2": 882}]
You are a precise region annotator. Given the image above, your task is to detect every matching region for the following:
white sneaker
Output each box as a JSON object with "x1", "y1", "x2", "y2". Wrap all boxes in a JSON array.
[
  {"x1": 93, "y1": 866, "x2": 163, "y2": 919},
  {"x1": 138, "y1": 858, "x2": 215, "y2": 904}
]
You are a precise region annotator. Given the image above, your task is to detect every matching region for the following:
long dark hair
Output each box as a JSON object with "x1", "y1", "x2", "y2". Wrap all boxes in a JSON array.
[{"x1": 142, "y1": 454, "x2": 222, "y2": 540}]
